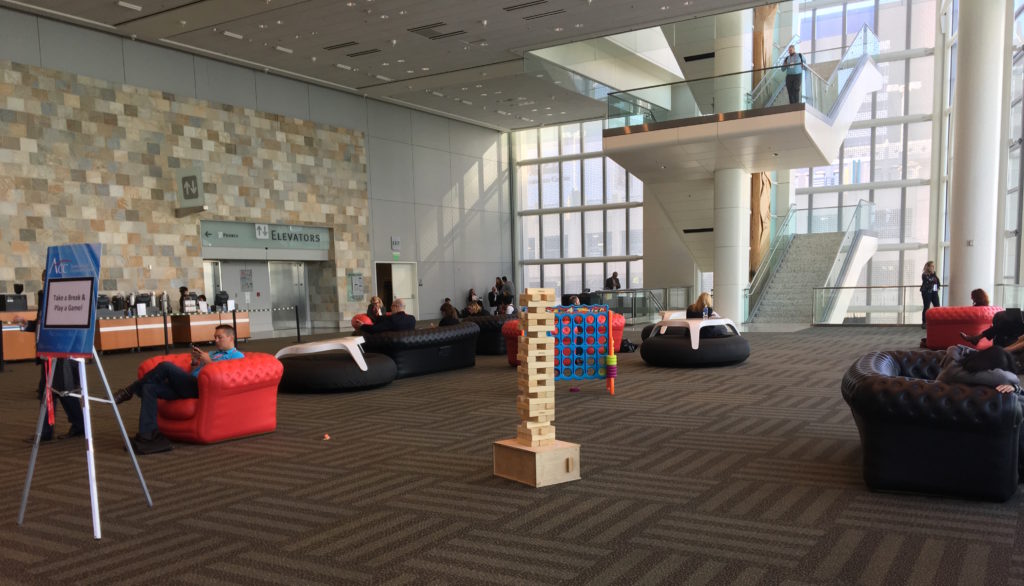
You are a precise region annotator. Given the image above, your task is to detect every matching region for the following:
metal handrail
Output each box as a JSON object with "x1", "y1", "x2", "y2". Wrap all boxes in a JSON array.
[{"x1": 746, "y1": 204, "x2": 798, "y2": 320}]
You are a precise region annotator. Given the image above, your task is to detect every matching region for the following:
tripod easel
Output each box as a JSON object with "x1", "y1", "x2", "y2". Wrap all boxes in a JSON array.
[{"x1": 18, "y1": 346, "x2": 153, "y2": 539}]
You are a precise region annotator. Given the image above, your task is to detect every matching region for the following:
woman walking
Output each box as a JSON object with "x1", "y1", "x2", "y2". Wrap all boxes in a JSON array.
[{"x1": 920, "y1": 261, "x2": 941, "y2": 329}]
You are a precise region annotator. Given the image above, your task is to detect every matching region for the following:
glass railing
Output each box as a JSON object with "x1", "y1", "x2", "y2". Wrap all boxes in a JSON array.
[
  {"x1": 607, "y1": 25, "x2": 879, "y2": 129},
  {"x1": 812, "y1": 285, "x2": 948, "y2": 325},
  {"x1": 591, "y1": 287, "x2": 691, "y2": 325},
  {"x1": 749, "y1": 34, "x2": 801, "y2": 110},
  {"x1": 524, "y1": 53, "x2": 617, "y2": 103},
  {"x1": 793, "y1": 204, "x2": 871, "y2": 235},
  {"x1": 745, "y1": 204, "x2": 798, "y2": 321},
  {"x1": 813, "y1": 200, "x2": 876, "y2": 323},
  {"x1": 822, "y1": 200, "x2": 875, "y2": 290},
  {"x1": 994, "y1": 284, "x2": 1024, "y2": 308}
]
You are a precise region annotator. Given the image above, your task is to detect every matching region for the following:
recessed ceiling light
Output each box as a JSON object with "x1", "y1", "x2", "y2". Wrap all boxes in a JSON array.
[
  {"x1": 397, "y1": 59, "x2": 405, "y2": 63},
  {"x1": 336, "y1": 63, "x2": 352, "y2": 70},
  {"x1": 475, "y1": 84, "x2": 483, "y2": 88},
  {"x1": 560, "y1": 111, "x2": 566, "y2": 114},
  {"x1": 380, "y1": 14, "x2": 389, "y2": 19},
  {"x1": 406, "y1": 69, "x2": 414, "y2": 73},
  {"x1": 258, "y1": 24, "x2": 266, "y2": 29},
  {"x1": 661, "y1": 5, "x2": 670, "y2": 10},
  {"x1": 574, "y1": 23, "x2": 584, "y2": 28},
  {"x1": 382, "y1": 62, "x2": 389, "y2": 66},
  {"x1": 346, "y1": 1, "x2": 355, "y2": 5},
  {"x1": 536, "y1": 74, "x2": 544, "y2": 78},
  {"x1": 554, "y1": 26, "x2": 564, "y2": 32},
  {"x1": 276, "y1": 20, "x2": 283, "y2": 25},
  {"x1": 311, "y1": 56, "x2": 317, "y2": 62},
  {"x1": 480, "y1": 42, "x2": 489, "y2": 47},
  {"x1": 421, "y1": 67, "x2": 430, "y2": 71},
  {"x1": 223, "y1": 30, "x2": 244, "y2": 40},
  {"x1": 116, "y1": 1, "x2": 142, "y2": 11},
  {"x1": 179, "y1": 20, "x2": 187, "y2": 26},
  {"x1": 481, "y1": 93, "x2": 488, "y2": 96},
  {"x1": 275, "y1": 45, "x2": 293, "y2": 54},
  {"x1": 399, "y1": 10, "x2": 407, "y2": 15},
  {"x1": 375, "y1": 74, "x2": 392, "y2": 81}
]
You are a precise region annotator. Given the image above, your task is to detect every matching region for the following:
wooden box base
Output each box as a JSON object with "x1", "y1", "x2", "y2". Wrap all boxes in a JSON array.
[{"x1": 493, "y1": 439, "x2": 581, "y2": 487}]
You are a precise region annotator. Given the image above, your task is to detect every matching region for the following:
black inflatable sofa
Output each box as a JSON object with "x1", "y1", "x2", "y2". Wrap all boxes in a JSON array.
[
  {"x1": 361, "y1": 321, "x2": 480, "y2": 379},
  {"x1": 842, "y1": 350, "x2": 1023, "y2": 502},
  {"x1": 462, "y1": 314, "x2": 513, "y2": 355}
]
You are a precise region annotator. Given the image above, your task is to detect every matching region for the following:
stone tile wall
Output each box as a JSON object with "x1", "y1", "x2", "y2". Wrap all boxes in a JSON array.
[{"x1": 0, "y1": 60, "x2": 369, "y2": 327}]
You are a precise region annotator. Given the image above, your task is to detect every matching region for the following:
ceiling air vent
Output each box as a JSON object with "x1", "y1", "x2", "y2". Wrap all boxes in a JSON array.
[
  {"x1": 408, "y1": 22, "x2": 465, "y2": 40},
  {"x1": 523, "y1": 9, "x2": 566, "y2": 20},
  {"x1": 324, "y1": 41, "x2": 358, "y2": 51},
  {"x1": 503, "y1": 0, "x2": 548, "y2": 11},
  {"x1": 347, "y1": 48, "x2": 381, "y2": 58}
]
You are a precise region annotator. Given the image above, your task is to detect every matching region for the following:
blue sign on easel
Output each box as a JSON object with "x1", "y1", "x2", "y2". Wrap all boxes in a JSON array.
[
  {"x1": 19, "y1": 242, "x2": 153, "y2": 539},
  {"x1": 37, "y1": 243, "x2": 101, "y2": 358}
]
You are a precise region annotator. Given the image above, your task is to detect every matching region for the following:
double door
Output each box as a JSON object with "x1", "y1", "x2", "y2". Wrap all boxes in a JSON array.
[{"x1": 269, "y1": 261, "x2": 309, "y2": 331}]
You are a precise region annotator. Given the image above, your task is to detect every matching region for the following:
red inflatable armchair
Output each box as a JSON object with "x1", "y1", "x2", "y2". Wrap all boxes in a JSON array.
[
  {"x1": 924, "y1": 306, "x2": 1001, "y2": 350},
  {"x1": 136, "y1": 352, "x2": 283, "y2": 444}
]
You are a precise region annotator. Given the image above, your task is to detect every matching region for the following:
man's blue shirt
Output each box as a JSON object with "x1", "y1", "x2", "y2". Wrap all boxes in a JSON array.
[{"x1": 191, "y1": 348, "x2": 244, "y2": 377}]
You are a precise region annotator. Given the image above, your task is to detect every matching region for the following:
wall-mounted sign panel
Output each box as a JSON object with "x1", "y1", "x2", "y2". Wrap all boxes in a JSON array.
[{"x1": 201, "y1": 221, "x2": 331, "y2": 261}]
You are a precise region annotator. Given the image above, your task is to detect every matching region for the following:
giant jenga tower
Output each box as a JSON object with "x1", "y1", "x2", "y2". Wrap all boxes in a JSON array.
[{"x1": 493, "y1": 288, "x2": 581, "y2": 487}]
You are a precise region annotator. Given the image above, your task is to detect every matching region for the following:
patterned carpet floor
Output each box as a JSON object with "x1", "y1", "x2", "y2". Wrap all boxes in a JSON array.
[{"x1": 0, "y1": 326, "x2": 1020, "y2": 585}]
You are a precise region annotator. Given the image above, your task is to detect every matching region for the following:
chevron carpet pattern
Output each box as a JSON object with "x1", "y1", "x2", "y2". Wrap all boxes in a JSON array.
[{"x1": 0, "y1": 327, "x2": 1020, "y2": 585}]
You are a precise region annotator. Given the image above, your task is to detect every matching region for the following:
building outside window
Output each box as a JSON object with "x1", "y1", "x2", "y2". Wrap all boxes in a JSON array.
[
  {"x1": 514, "y1": 121, "x2": 644, "y2": 299},
  {"x1": 792, "y1": 0, "x2": 943, "y2": 319}
]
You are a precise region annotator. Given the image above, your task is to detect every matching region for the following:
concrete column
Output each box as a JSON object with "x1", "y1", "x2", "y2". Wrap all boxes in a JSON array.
[
  {"x1": 948, "y1": 0, "x2": 1008, "y2": 305},
  {"x1": 714, "y1": 169, "x2": 751, "y2": 320},
  {"x1": 712, "y1": 10, "x2": 753, "y2": 320}
]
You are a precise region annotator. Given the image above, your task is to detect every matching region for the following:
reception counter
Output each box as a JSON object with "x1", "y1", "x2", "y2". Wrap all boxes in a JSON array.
[
  {"x1": 171, "y1": 312, "x2": 250, "y2": 345},
  {"x1": 137, "y1": 316, "x2": 173, "y2": 349},
  {"x1": 95, "y1": 316, "x2": 139, "y2": 352},
  {"x1": 1, "y1": 310, "x2": 36, "y2": 361}
]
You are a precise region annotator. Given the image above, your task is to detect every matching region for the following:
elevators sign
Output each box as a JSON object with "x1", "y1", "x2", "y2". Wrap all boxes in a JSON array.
[{"x1": 175, "y1": 165, "x2": 205, "y2": 210}]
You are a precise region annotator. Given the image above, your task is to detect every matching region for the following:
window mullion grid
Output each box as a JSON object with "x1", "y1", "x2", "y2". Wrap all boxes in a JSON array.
[{"x1": 603, "y1": 157, "x2": 608, "y2": 287}]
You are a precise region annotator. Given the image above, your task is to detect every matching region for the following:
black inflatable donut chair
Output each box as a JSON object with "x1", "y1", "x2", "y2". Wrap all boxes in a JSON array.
[
  {"x1": 640, "y1": 324, "x2": 749, "y2": 367},
  {"x1": 279, "y1": 351, "x2": 398, "y2": 393}
]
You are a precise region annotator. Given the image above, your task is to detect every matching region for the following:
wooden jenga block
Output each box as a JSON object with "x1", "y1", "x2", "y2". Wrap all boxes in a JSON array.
[
  {"x1": 518, "y1": 347, "x2": 555, "y2": 358},
  {"x1": 517, "y1": 380, "x2": 554, "y2": 395}
]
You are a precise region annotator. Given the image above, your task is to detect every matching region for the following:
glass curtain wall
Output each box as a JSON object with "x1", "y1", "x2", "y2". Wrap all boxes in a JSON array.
[
  {"x1": 793, "y1": 0, "x2": 940, "y2": 317},
  {"x1": 1004, "y1": 2, "x2": 1024, "y2": 288},
  {"x1": 514, "y1": 120, "x2": 644, "y2": 299}
]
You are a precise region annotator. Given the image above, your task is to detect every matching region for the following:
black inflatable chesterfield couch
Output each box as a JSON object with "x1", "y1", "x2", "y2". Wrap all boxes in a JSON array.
[
  {"x1": 842, "y1": 350, "x2": 1023, "y2": 502},
  {"x1": 361, "y1": 321, "x2": 479, "y2": 379},
  {"x1": 462, "y1": 314, "x2": 513, "y2": 355}
]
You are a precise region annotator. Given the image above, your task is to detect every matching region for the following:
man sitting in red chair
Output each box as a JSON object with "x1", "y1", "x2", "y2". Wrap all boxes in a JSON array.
[{"x1": 115, "y1": 324, "x2": 244, "y2": 454}]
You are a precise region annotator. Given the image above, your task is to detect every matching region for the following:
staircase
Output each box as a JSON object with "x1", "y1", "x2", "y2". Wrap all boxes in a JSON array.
[{"x1": 750, "y1": 233, "x2": 844, "y2": 324}]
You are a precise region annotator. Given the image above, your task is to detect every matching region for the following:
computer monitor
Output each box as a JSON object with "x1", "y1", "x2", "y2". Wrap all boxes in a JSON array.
[
  {"x1": 96, "y1": 294, "x2": 110, "y2": 309},
  {"x1": 135, "y1": 292, "x2": 152, "y2": 306}
]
